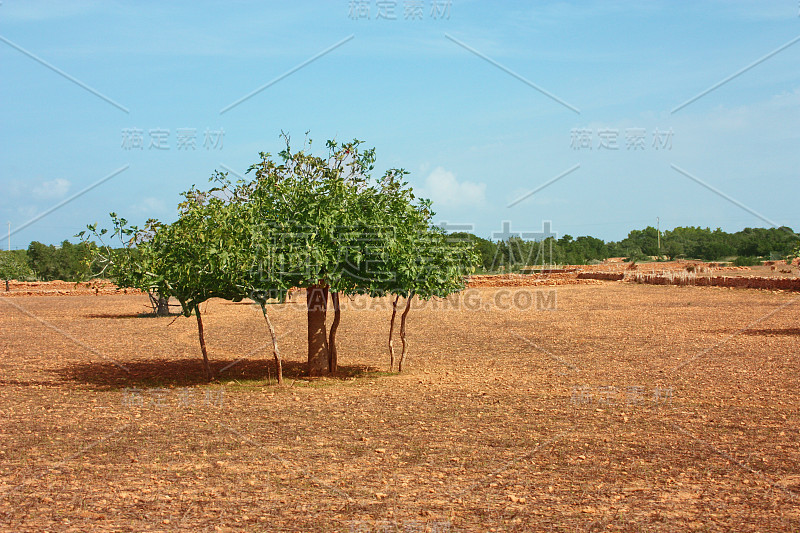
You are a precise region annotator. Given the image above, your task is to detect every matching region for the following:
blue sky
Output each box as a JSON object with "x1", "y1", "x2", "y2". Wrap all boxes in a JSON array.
[{"x1": 1, "y1": 0, "x2": 798, "y2": 247}]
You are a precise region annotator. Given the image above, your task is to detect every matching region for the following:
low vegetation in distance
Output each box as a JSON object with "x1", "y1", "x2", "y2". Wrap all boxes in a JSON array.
[{"x1": 4, "y1": 224, "x2": 799, "y2": 282}]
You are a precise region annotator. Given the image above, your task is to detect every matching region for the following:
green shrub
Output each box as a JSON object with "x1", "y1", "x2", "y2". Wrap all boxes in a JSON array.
[
  {"x1": 0, "y1": 250, "x2": 34, "y2": 280},
  {"x1": 733, "y1": 256, "x2": 761, "y2": 267},
  {"x1": 624, "y1": 251, "x2": 649, "y2": 263}
]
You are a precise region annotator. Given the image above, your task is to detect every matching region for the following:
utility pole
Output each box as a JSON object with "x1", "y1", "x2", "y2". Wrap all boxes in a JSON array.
[
  {"x1": 656, "y1": 217, "x2": 661, "y2": 253},
  {"x1": 6, "y1": 222, "x2": 9, "y2": 252}
]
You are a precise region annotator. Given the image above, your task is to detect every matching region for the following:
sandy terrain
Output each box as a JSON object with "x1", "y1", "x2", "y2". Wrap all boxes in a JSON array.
[{"x1": 0, "y1": 280, "x2": 799, "y2": 531}]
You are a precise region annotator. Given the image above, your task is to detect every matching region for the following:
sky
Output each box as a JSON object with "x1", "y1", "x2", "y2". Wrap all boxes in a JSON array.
[{"x1": 1, "y1": 0, "x2": 799, "y2": 248}]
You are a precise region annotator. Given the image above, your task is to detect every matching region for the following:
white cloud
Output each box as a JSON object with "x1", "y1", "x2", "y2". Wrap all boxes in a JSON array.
[
  {"x1": 31, "y1": 178, "x2": 71, "y2": 200},
  {"x1": 419, "y1": 167, "x2": 487, "y2": 209},
  {"x1": 131, "y1": 197, "x2": 168, "y2": 216}
]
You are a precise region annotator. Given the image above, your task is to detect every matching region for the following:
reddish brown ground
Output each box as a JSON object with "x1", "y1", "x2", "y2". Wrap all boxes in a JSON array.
[
  {"x1": 1, "y1": 280, "x2": 799, "y2": 531},
  {"x1": 3, "y1": 260, "x2": 796, "y2": 296}
]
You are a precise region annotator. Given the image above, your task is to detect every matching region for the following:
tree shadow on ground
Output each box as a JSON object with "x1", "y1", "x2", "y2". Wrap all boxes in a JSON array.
[
  {"x1": 84, "y1": 312, "x2": 182, "y2": 319},
  {"x1": 740, "y1": 328, "x2": 800, "y2": 337},
  {"x1": 55, "y1": 358, "x2": 381, "y2": 390}
]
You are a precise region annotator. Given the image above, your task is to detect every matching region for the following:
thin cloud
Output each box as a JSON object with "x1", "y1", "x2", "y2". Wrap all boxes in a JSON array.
[
  {"x1": 31, "y1": 178, "x2": 71, "y2": 200},
  {"x1": 131, "y1": 196, "x2": 168, "y2": 216}
]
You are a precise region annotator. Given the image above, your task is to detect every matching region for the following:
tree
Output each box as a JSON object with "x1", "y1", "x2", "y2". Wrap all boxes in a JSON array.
[
  {"x1": 81, "y1": 187, "x2": 254, "y2": 382},
  {"x1": 447, "y1": 232, "x2": 495, "y2": 272},
  {"x1": 0, "y1": 250, "x2": 34, "y2": 282},
  {"x1": 367, "y1": 200, "x2": 478, "y2": 371},
  {"x1": 387, "y1": 227, "x2": 477, "y2": 372},
  {"x1": 241, "y1": 136, "x2": 375, "y2": 376},
  {"x1": 617, "y1": 227, "x2": 659, "y2": 257},
  {"x1": 26, "y1": 241, "x2": 57, "y2": 280},
  {"x1": 79, "y1": 217, "x2": 170, "y2": 315},
  {"x1": 83, "y1": 133, "x2": 479, "y2": 380},
  {"x1": 662, "y1": 239, "x2": 685, "y2": 260},
  {"x1": 243, "y1": 135, "x2": 478, "y2": 376},
  {"x1": 25, "y1": 240, "x2": 95, "y2": 281}
]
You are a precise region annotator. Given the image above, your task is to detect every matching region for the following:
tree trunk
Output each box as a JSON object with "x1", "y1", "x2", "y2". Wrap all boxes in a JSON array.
[
  {"x1": 148, "y1": 292, "x2": 171, "y2": 316},
  {"x1": 306, "y1": 283, "x2": 329, "y2": 376},
  {"x1": 261, "y1": 304, "x2": 283, "y2": 385},
  {"x1": 398, "y1": 294, "x2": 412, "y2": 372},
  {"x1": 156, "y1": 294, "x2": 170, "y2": 316},
  {"x1": 328, "y1": 292, "x2": 341, "y2": 373},
  {"x1": 195, "y1": 305, "x2": 213, "y2": 382},
  {"x1": 388, "y1": 294, "x2": 400, "y2": 371}
]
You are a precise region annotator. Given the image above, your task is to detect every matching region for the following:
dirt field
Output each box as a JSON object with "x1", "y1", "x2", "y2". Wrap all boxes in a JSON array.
[
  {"x1": 1, "y1": 282, "x2": 799, "y2": 532},
  {"x1": 3, "y1": 260, "x2": 797, "y2": 297}
]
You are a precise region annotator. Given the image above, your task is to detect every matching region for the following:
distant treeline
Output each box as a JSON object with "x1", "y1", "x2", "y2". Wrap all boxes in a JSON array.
[
  {"x1": 0, "y1": 241, "x2": 100, "y2": 282},
  {"x1": 456, "y1": 225, "x2": 799, "y2": 272},
  {"x1": 1, "y1": 226, "x2": 798, "y2": 281}
]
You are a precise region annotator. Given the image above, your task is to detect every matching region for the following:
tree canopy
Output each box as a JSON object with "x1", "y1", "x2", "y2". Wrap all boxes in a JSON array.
[
  {"x1": 0, "y1": 250, "x2": 34, "y2": 281},
  {"x1": 81, "y1": 134, "x2": 478, "y2": 380}
]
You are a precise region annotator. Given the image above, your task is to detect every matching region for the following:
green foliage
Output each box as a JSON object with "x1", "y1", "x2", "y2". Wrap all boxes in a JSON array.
[
  {"x1": 75, "y1": 130, "x2": 799, "y2": 376},
  {"x1": 467, "y1": 234, "x2": 611, "y2": 271},
  {"x1": 25, "y1": 240, "x2": 97, "y2": 281},
  {"x1": 449, "y1": 232, "x2": 497, "y2": 272},
  {"x1": 76, "y1": 134, "x2": 480, "y2": 379},
  {"x1": 658, "y1": 226, "x2": 795, "y2": 261},
  {"x1": 242, "y1": 137, "x2": 382, "y2": 296},
  {"x1": 241, "y1": 136, "x2": 477, "y2": 301},
  {"x1": 476, "y1": 225, "x2": 798, "y2": 270},
  {"x1": 80, "y1": 133, "x2": 478, "y2": 326},
  {"x1": 378, "y1": 224, "x2": 478, "y2": 300},
  {"x1": 0, "y1": 250, "x2": 34, "y2": 280},
  {"x1": 733, "y1": 256, "x2": 761, "y2": 267},
  {"x1": 624, "y1": 251, "x2": 649, "y2": 263},
  {"x1": 80, "y1": 190, "x2": 252, "y2": 317},
  {"x1": 80, "y1": 212, "x2": 800, "y2": 282},
  {"x1": 661, "y1": 239, "x2": 685, "y2": 260},
  {"x1": 618, "y1": 227, "x2": 660, "y2": 257},
  {"x1": 78, "y1": 215, "x2": 151, "y2": 290}
]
